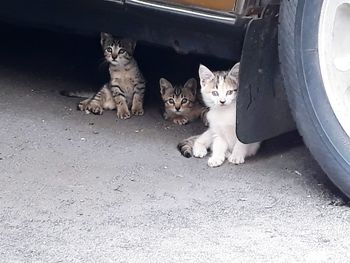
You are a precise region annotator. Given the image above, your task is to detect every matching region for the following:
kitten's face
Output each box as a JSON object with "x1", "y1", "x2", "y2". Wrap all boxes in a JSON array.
[
  {"x1": 159, "y1": 78, "x2": 197, "y2": 114},
  {"x1": 100, "y1": 33, "x2": 136, "y2": 66},
  {"x1": 198, "y1": 63, "x2": 240, "y2": 108}
]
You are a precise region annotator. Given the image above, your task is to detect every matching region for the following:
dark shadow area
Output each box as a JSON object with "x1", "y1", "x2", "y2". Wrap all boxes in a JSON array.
[
  {"x1": 260, "y1": 130, "x2": 303, "y2": 157},
  {"x1": 0, "y1": 22, "x2": 234, "y2": 104},
  {"x1": 0, "y1": 22, "x2": 105, "y2": 87}
]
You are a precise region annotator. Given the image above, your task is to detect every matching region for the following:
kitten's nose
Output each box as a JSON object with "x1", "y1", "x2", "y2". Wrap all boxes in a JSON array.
[
  {"x1": 220, "y1": 100, "x2": 226, "y2": 105},
  {"x1": 112, "y1": 54, "x2": 117, "y2": 60},
  {"x1": 175, "y1": 107, "x2": 181, "y2": 111}
]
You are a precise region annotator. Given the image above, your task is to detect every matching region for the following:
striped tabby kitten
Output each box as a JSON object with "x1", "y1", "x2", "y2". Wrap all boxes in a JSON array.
[
  {"x1": 178, "y1": 62, "x2": 261, "y2": 167},
  {"x1": 160, "y1": 78, "x2": 208, "y2": 125},
  {"x1": 78, "y1": 33, "x2": 146, "y2": 119}
]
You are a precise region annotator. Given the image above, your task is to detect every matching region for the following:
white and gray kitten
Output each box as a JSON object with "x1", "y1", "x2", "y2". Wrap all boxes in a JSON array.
[{"x1": 178, "y1": 62, "x2": 261, "y2": 167}]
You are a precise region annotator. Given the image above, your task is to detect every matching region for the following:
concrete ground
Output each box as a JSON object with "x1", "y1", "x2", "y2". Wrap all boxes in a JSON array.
[{"x1": 0, "y1": 25, "x2": 350, "y2": 263}]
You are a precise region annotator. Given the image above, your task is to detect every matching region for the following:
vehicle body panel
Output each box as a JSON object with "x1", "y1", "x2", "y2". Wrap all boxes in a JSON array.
[{"x1": 0, "y1": 0, "x2": 250, "y2": 60}]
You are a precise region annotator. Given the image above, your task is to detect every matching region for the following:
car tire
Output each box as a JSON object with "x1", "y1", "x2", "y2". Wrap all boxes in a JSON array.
[{"x1": 279, "y1": 0, "x2": 350, "y2": 197}]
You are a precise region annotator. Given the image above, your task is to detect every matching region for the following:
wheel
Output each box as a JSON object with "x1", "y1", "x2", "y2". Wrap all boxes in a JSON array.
[{"x1": 279, "y1": 0, "x2": 350, "y2": 197}]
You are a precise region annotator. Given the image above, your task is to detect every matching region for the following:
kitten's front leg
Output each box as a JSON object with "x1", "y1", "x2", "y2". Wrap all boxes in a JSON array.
[
  {"x1": 114, "y1": 96, "x2": 131, "y2": 119},
  {"x1": 111, "y1": 84, "x2": 131, "y2": 119},
  {"x1": 208, "y1": 136, "x2": 228, "y2": 167},
  {"x1": 193, "y1": 130, "x2": 212, "y2": 158},
  {"x1": 228, "y1": 141, "x2": 260, "y2": 165},
  {"x1": 131, "y1": 89, "x2": 145, "y2": 116}
]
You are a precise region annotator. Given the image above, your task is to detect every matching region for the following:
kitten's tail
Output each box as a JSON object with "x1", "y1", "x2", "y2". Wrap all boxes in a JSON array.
[
  {"x1": 177, "y1": 135, "x2": 198, "y2": 158},
  {"x1": 60, "y1": 90, "x2": 95, "y2": 98}
]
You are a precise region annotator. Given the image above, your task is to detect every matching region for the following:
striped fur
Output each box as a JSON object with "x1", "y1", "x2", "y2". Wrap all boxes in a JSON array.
[
  {"x1": 159, "y1": 78, "x2": 208, "y2": 126},
  {"x1": 77, "y1": 33, "x2": 146, "y2": 119}
]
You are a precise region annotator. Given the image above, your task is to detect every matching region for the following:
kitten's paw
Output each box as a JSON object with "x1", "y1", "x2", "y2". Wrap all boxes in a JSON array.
[
  {"x1": 193, "y1": 144, "x2": 207, "y2": 158},
  {"x1": 78, "y1": 102, "x2": 103, "y2": 115},
  {"x1": 117, "y1": 109, "x2": 131, "y2": 119},
  {"x1": 208, "y1": 156, "x2": 225, "y2": 167},
  {"x1": 228, "y1": 153, "x2": 245, "y2": 165},
  {"x1": 78, "y1": 102, "x2": 89, "y2": 112},
  {"x1": 90, "y1": 106, "x2": 104, "y2": 115},
  {"x1": 173, "y1": 117, "x2": 188, "y2": 125},
  {"x1": 132, "y1": 107, "x2": 144, "y2": 116},
  {"x1": 77, "y1": 103, "x2": 85, "y2": 111}
]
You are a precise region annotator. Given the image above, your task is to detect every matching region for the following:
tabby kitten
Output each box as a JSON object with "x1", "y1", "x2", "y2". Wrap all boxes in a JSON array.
[
  {"x1": 160, "y1": 78, "x2": 208, "y2": 125},
  {"x1": 178, "y1": 62, "x2": 261, "y2": 167},
  {"x1": 78, "y1": 33, "x2": 146, "y2": 119}
]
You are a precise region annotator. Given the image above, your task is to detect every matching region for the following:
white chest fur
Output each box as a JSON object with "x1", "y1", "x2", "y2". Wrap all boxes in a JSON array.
[{"x1": 207, "y1": 103, "x2": 237, "y2": 149}]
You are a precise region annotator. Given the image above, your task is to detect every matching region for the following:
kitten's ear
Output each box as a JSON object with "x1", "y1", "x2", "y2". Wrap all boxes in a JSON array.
[
  {"x1": 100, "y1": 32, "x2": 113, "y2": 46},
  {"x1": 159, "y1": 78, "x2": 173, "y2": 96},
  {"x1": 184, "y1": 78, "x2": 197, "y2": 97},
  {"x1": 227, "y1": 62, "x2": 240, "y2": 85},
  {"x1": 199, "y1": 64, "x2": 215, "y2": 87},
  {"x1": 121, "y1": 38, "x2": 137, "y2": 54}
]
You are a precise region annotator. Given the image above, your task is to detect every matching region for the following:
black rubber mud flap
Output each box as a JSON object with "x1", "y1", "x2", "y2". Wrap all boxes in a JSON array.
[{"x1": 236, "y1": 5, "x2": 296, "y2": 144}]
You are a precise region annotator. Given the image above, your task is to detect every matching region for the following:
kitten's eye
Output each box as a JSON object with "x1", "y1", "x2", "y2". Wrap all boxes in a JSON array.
[
  {"x1": 234, "y1": 89, "x2": 238, "y2": 92},
  {"x1": 212, "y1": 91, "x2": 219, "y2": 96},
  {"x1": 118, "y1": 49, "x2": 126, "y2": 54},
  {"x1": 226, "y1": 90, "x2": 233, "y2": 95},
  {"x1": 106, "y1": 47, "x2": 113, "y2": 53},
  {"x1": 181, "y1": 98, "x2": 188, "y2": 104},
  {"x1": 168, "y1": 99, "x2": 175, "y2": 104}
]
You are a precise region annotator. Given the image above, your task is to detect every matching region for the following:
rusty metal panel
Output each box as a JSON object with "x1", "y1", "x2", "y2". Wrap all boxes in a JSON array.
[{"x1": 174, "y1": 0, "x2": 237, "y2": 11}]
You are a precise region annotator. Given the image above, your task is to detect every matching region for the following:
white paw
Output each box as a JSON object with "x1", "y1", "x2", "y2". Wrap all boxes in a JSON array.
[
  {"x1": 193, "y1": 144, "x2": 207, "y2": 158},
  {"x1": 208, "y1": 156, "x2": 225, "y2": 167},
  {"x1": 228, "y1": 153, "x2": 245, "y2": 165}
]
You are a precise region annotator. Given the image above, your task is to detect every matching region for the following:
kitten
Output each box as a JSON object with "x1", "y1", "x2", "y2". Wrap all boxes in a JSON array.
[
  {"x1": 159, "y1": 78, "x2": 208, "y2": 125},
  {"x1": 77, "y1": 33, "x2": 146, "y2": 119},
  {"x1": 178, "y1": 62, "x2": 261, "y2": 167}
]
